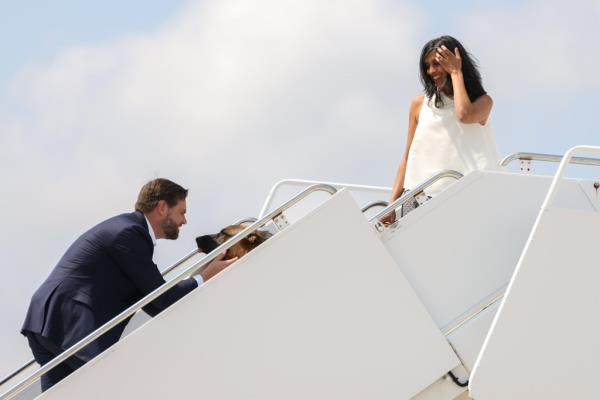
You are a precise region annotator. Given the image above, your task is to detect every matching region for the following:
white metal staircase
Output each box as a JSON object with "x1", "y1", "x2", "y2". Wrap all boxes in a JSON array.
[{"x1": 2, "y1": 146, "x2": 600, "y2": 399}]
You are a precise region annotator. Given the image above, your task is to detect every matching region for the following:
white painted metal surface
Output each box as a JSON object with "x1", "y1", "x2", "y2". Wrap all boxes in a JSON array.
[
  {"x1": 380, "y1": 170, "x2": 591, "y2": 331},
  {"x1": 6, "y1": 147, "x2": 598, "y2": 400},
  {"x1": 445, "y1": 302, "x2": 499, "y2": 372},
  {"x1": 380, "y1": 169, "x2": 597, "y2": 382},
  {"x1": 469, "y1": 207, "x2": 600, "y2": 399},
  {"x1": 470, "y1": 146, "x2": 600, "y2": 399},
  {"x1": 38, "y1": 190, "x2": 459, "y2": 400}
]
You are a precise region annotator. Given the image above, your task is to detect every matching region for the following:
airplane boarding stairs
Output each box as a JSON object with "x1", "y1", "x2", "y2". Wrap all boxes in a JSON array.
[{"x1": 2, "y1": 146, "x2": 600, "y2": 399}]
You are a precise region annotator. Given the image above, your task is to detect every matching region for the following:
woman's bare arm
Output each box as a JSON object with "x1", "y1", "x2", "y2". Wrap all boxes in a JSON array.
[
  {"x1": 436, "y1": 45, "x2": 493, "y2": 125},
  {"x1": 390, "y1": 95, "x2": 424, "y2": 202}
]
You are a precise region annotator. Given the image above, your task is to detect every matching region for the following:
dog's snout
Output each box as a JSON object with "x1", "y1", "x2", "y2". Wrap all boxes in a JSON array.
[{"x1": 195, "y1": 235, "x2": 220, "y2": 253}]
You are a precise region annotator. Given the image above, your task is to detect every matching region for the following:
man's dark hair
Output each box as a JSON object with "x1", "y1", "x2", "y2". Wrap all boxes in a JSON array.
[
  {"x1": 135, "y1": 178, "x2": 188, "y2": 213},
  {"x1": 419, "y1": 35, "x2": 486, "y2": 108}
]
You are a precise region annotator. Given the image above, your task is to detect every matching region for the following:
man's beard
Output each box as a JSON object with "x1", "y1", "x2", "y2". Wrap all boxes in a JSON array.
[{"x1": 161, "y1": 215, "x2": 179, "y2": 240}]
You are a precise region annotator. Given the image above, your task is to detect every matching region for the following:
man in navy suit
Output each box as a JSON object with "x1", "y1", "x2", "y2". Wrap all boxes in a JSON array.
[{"x1": 21, "y1": 178, "x2": 236, "y2": 391}]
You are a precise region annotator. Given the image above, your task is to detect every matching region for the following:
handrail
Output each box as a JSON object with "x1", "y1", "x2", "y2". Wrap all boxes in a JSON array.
[
  {"x1": 500, "y1": 152, "x2": 600, "y2": 167},
  {"x1": 1, "y1": 216, "x2": 260, "y2": 388},
  {"x1": 159, "y1": 249, "x2": 200, "y2": 277},
  {"x1": 161, "y1": 218, "x2": 258, "y2": 277},
  {"x1": 0, "y1": 184, "x2": 337, "y2": 400},
  {"x1": 540, "y1": 146, "x2": 600, "y2": 211},
  {"x1": 361, "y1": 201, "x2": 389, "y2": 213},
  {"x1": 453, "y1": 147, "x2": 600, "y2": 341},
  {"x1": 453, "y1": 147, "x2": 600, "y2": 352},
  {"x1": 0, "y1": 362, "x2": 34, "y2": 388},
  {"x1": 235, "y1": 217, "x2": 258, "y2": 225},
  {"x1": 1, "y1": 250, "x2": 203, "y2": 388},
  {"x1": 369, "y1": 170, "x2": 463, "y2": 230},
  {"x1": 259, "y1": 179, "x2": 390, "y2": 218},
  {"x1": 442, "y1": 291, "x2": 505, "y2": 337}
]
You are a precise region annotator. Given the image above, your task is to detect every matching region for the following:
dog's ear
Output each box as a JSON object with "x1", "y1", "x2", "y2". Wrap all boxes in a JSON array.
[
  {"x1": 245, "y1": 232, "x2": 270, "y2": 246},
  {"x1": 257, "y1": 230, "x2": 273, "y2": 240},
  {"x1": 246, "y1": 233, "x2": 259, "y2": 244},
  {"x1": 222, "y1": 225, "x2": 244, "y2": 237}
]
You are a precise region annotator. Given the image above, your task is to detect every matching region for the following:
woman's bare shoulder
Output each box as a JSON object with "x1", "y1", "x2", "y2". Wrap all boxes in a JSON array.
[
  {"x1": 409, "y1": 95, "x2": 425, "y2": 119},
  {"x1": 411, "y1": 95, "x2": 425, "y2": 108},
  {"x1": 476, "y1": 93, "x2": 493, "y2": 105}
]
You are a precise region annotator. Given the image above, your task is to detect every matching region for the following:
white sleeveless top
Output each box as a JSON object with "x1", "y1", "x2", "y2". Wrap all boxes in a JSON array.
[{"x1": 404, "y1": 93, "x2": 501, "y2": 196}]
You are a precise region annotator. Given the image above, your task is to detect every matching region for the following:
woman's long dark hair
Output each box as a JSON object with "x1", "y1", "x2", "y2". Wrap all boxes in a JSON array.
[{"x1": 419, "y1": 35, "x2": 486, "y2": 108}]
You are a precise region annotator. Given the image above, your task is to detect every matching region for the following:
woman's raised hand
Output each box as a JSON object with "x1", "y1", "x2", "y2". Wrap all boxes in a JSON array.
[{"x1": 436, "y1": 45, "x2": 462, "y2": 75}]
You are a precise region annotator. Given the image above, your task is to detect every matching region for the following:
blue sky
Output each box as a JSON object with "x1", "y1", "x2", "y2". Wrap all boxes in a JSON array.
[
  {"x1": 0, "y1": 1, "x2": 186, "y2": 87},
  {"x1": 1, "y1": 0, "x2": 599, "y2": 381}
]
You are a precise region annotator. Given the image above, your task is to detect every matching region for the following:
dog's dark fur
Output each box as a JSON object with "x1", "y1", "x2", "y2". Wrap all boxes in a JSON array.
[{"x1": 196, "y1": 224, "x2": 272, "y2": 260}]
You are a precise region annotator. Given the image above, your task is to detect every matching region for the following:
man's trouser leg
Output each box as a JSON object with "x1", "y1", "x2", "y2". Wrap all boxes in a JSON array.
[{"x1": 25, "y1": 332, "x2": 86, "y2": 392}]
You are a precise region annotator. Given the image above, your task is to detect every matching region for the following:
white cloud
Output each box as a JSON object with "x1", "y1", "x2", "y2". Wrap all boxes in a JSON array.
[
  {"x1": 437, "y1": 0, "x2": 600, "y2": 156},
  {"x1": 6, "y1": 0, "x2": 598, "y2": 380},
  {"x1": 0, "y1": 0, "x2": 423, "y2": 375},
  {"x1": 458, "y1": 0, "x2": 600, "y2": 97}
]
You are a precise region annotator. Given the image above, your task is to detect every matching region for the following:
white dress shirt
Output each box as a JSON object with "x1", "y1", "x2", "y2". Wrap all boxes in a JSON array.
[{"x1": 145, "y1": 215, "x2": 203, "y2": 286}]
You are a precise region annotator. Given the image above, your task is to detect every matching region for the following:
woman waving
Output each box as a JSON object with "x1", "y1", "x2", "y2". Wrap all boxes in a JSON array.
[{"x1": 385, "y1": 36, "x2": 500, "y2": 222}]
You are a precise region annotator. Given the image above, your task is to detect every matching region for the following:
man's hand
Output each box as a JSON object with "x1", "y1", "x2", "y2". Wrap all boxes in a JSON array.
[{"x1": 197, "y1": 252, "x2": 238, "y2": 282}]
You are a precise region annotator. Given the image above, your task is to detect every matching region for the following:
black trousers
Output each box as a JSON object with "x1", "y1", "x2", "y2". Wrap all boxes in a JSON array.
[{"x1": 25, "y1": 332, "x2": 87, "y2": 392}]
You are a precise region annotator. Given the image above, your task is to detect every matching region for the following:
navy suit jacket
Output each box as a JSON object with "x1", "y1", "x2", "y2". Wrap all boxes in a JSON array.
[{"x1": 21, "y1": 211, "x2": 198, "y2": 359}]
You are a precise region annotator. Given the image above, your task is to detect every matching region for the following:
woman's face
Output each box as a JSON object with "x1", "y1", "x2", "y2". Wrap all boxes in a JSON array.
[{"x1": 424, "y1": 49, "x2": 448, "y2": 90}]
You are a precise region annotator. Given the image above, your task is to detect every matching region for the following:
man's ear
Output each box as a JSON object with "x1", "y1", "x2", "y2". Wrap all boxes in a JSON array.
[{"x1": 156, "y1": 199, "x2": 168, "y2": 216}]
